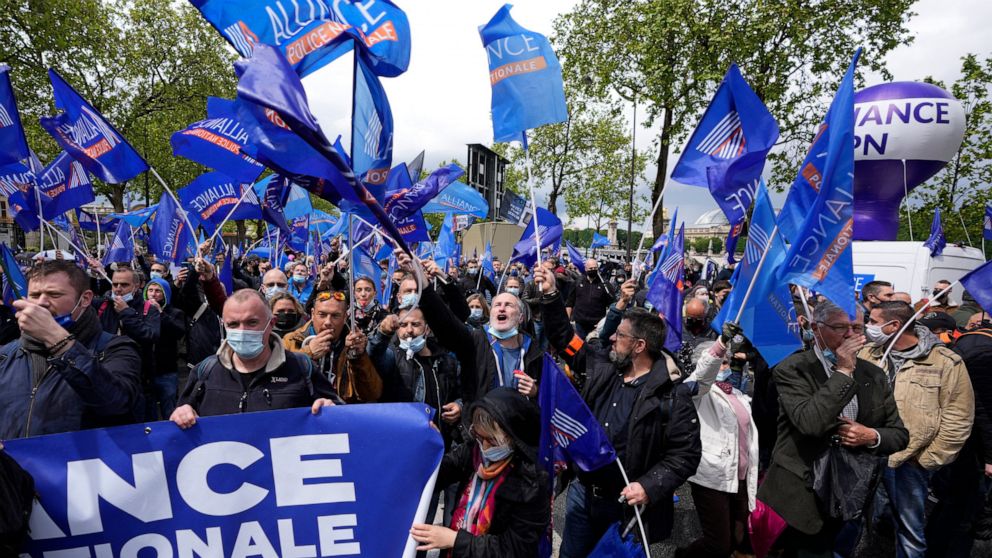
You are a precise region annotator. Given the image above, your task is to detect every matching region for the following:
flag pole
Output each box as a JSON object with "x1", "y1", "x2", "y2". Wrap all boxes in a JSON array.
[
  {"x1": 902, "y1": 160, "x2": 914, "y2": 241},
  {"x1": 95, "y1": 212, "x2": 102, "y2": 258},
  {"x1": 347, "y1": 212, "x2": 357, "y2": 332},
  {"x1": 206, "y1": 184, "x2": 255, "y2": 246},
  {"x1": 522, "y1": 132, "x2": 543, "y2": 268},
  {"x1": 615, "y1": 459, "x2": 652, "y2": 558},
  {"x1": 35, "y1": 184, "x2": 44, "y2": 254},
  {"x1": 42, "y1": 221, "x2": 110, "y2": 282},
  {"x1": 955, "y1": 209, "x2": 973, "y2": 246},
  {"x1": 732, "y1": 225, "x2": 780, "y2": 324},
  {"x1": 149, "y1": 167, "x2": 199, "y2": 244},
  {"x1": 879, "y1": 280, "x2": 959, "y2": 366},
  {"x1": 632, "y1": 181, "x2": 670, "y2": 283}
]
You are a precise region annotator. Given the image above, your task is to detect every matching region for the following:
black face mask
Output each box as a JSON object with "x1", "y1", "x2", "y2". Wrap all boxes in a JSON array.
[
  {"x1": 275, "y1": 312, "x2": 300, "y2": 330},
  {"x1": 686, "y1": 317, "x2": 707, "y2": 332},
  {"x1": 586, "y1": 270, "x2": 598, "y2": 280}
]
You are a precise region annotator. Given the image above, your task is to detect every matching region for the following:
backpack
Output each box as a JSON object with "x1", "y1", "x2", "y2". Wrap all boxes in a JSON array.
[{"x1": 0, "y1": 449, "x2": 34, "y2": 555}]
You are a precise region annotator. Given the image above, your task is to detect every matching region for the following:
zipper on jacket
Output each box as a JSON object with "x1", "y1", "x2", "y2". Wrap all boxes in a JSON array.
[
  {"x1": 24, "y1": 363, "x2": 55, "y2": 437},
  {"x1": 263, "y1": 388, "x2": 272, "y2": 406},
  {"x1": 239, "y1": 391, "x2": 248, "y2": 412}
]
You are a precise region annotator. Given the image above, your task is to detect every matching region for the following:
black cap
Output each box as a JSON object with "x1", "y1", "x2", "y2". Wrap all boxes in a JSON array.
[{"x1": 919, "y1": 311, "x2": 957, "y2": 333}]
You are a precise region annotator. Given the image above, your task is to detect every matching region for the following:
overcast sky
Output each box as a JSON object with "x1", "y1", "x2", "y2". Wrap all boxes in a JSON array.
[{"x1": 303, "y1": 0, "x2": 992, "y2": 230}]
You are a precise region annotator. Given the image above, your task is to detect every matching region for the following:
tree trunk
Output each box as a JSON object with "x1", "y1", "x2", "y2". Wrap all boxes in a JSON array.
[
  {"x1": 236, "y1": 220, "x2": 247, "y2": 245},
  {"x1": 548, "y1": 115, "x2": 573, "y2": 215},
  {"x1": 651, "y1": 108, "x2": 674, "y2": 238}
]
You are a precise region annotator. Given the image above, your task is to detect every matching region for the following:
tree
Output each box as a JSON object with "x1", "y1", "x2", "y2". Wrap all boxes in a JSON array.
[
  {"x1": 899, "y1": 53, "x2": 992, "y2": 257},
  {"x1": 554, "y1": 0, "x2": 915, "y2": 237},
  {"x1": 1, "y1": 0, "x2": 237, "y2": 211}
]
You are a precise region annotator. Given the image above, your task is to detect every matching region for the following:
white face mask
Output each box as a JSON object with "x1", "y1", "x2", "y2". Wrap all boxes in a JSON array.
[{"x1": 865, "y1": 321, "x2": 895, "y2": 345}]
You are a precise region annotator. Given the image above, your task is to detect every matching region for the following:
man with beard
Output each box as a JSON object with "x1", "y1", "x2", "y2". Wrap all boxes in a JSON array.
[
  {"x1": 533, "y1": 266, "x2": 701, "y2": 557},
  {"x1": 0, "y1": 261, "x2": 142, "y2": 438}
]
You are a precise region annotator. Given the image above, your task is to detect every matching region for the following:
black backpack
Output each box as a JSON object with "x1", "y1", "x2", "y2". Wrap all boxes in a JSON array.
[{"x1": 0, "y1": 449, "x2": 34, "y2": 555}]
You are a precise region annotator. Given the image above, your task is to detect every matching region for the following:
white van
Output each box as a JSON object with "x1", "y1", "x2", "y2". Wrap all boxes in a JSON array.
[{"x1": 852, "y1": 241, "x2": 985, "y2": 304}]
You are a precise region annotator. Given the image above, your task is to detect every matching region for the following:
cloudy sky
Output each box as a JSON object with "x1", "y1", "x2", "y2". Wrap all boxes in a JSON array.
[{"x1": 304, "y1": 0, "x2": 992, "y2": 229}]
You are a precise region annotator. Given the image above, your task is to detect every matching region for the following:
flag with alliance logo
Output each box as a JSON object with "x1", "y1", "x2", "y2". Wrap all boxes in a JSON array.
[
  {"x1": 647, "y1": 223, "x2": 686, "y2": 352},
  {"x1": 102, "y1": 223, "x2": 134, "y2": 266},
  {"x1": 671, "y1": 64, "x2": 779, "y2": 263},
  {"x1": 923, "y1": 207, "x2": 946, "y2": 257},
  {"x1": 0, "y1": 64, "x2": 30, "y2": 166}
]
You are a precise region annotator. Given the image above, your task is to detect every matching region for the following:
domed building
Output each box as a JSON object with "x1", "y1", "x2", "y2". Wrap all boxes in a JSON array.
[{"x1": 685, "y1": 209, "x2": 731, "y2": 243}]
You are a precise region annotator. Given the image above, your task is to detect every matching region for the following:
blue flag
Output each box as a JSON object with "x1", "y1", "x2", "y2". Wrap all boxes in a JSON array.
[
  {"x1": 380, "y1": 253, "x2": 397, "y2": 305},
  {"x1": 171, "y1": 97, "x2": 265, "y2": 183},
  {"x1": 960, "y1": 260, "x2": 992, "y2": 316},
  {"x1": 712, "y1": 181, "x2": 802, "y2": 366},
  {"x1": 190, "y1": 0, "x2": 410, "y2": 78},
  {"x1": 108, "y1": 204, "x2": 158, "y2": 228},
  {"x1": 481, "y1": 243, "x2": 496, "y2": 282},
  {"x1": 178, "y1": 172, "x2": 262, "y2": 235},
  {"x1": 434, "y1": 213, "x2": 457, "y2": 272},
  {"x1": 704, "y1": 259, "x2": 717, "y2": 281},
  {"x1": 421, "y1": 179, "x2": 489, "y2": 218},
  {"x1": 287, "y1": 215, "x2": 310, "y2": 252},
  {"x1": 75, "y1": 207, "x2": 116, "y2": 232},
  {"x1": 309, "y1": 210, "x2": 339, "y2": 236},
  {"x1": 0, "y1": 64, "x2": 30, "y2": 166},
  {"x1": 566, "y1": 241, "x2": 586, "y2": 273},
  {"x1": 102, "y1": 224, "x2": 134, "y2": 265},
  {"x1": 647, "y1": 223, "x2": 685, "y2": 352},
  {"x1": 352, "y1": 56, "x2": 393, "y2": 190},
  {"x1": 218, "y1": 244, "x2": 234, "y2": 295},
  {"x1": 283, "y1": 182, "x2": 314, "y2": 220},
  {"x1": 39, "y1": 70, "x2": 148, "y2": 184},
  {"x1": 0, "y1": 161, "x2": 44, "y2": 230},
  {"x1": 671, "y1": 65, "x2": 779, "y2": 263},
  {"x1": 590, "y1": 232, "x2": 609, "y2": 249},
  {"x1": 149, "y1": 192, "x2": 197, "y2": 264},
  {"x1": 36, "y1": 151, "x2": 95, "y2": 218},
  {"x1": 512, "y1": 207, "x2": 563, "y2": 268},
  {"x1": 253, "y1": 174, "x2": 293, "y2": 236},
  {"x1": 985, "y1": 204, "x2": 992, "y2": 241},
  {"x1": 352, "y1": 244, "x2": 382, "y2": 288},
  {"x1": 0, "y1": 242, "x2": 26, "y2": 304},
  {"x1": 777, "y1": 50, "x2": 860, "y2": 317},
  {"x1": 386, "y1": 164, "x2": 465, "y2": 221},
  {"x1": 924, "y1": 207, "x2": 946, "y2": 257},
  {"x1": 235, "y1": 44, "x2": 410, "y2": 253},
  {"x1": 479, "y1": 4, "x2": 569, "y2": 142},
  {"x1": 384, "y1": 163, "x2": 431, "y2": 243}
]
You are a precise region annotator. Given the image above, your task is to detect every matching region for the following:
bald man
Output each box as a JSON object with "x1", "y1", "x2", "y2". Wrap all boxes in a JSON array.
[
  {"x1": 891, "y1": 292, "x2": 913, "y2": 304},
  {"x1": 683, "y1": 298, "x2": 718, "y2": 349},
  {"x1": 171, "y1": 289, "x2": 338, "y2": 427}
]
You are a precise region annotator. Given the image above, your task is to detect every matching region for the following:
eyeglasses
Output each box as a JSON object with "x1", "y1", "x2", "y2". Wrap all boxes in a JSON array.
[
  {"x1": 314, "y1": 291, "x2": 347, "y2": 302},
  {"x1": 469, "y1": 424, "x2": 497, "y2": 447},
  {"x1": 111, "y1": 282, "x2": 132, "y2": 288},
  {"x1": 817, "y1": 322, "x2": 865, "y2": 334},
  {"x1": 263, "y1": 282, "x2": 288, "y2": 288},
  {"x1": 614, "y1": 330, "x2": 642, "y2": 341}
]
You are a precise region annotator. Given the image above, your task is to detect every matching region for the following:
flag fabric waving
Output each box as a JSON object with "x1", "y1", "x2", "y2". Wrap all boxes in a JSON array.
[
  {"x1": 776, "y1": 50, "x2": 861, "y2": 317},
  {"x1": 1, "y1": 242, "x2": 26, "y2": 304},
  {"x1": 0, "y1": 64, "x2": 30, "y2": 166},
  {"x1": 352, "y1": 56, "x2": 394, "y2": 190},
  {"x1": 421, "y1": 180, "x2": 489, "y2": 218},
  {"x1": 960, "y1": 260, "x2": 992, "y2": 316},
  {"x1": 37, "y1": 151, "x2": 95, "y2": 217},
  {"x1": 385, "y1": 163, "x2": 465, "y2": 221},
  {"x1": 149, "y1": 192, "x2": 196, "y2": 264},
  {"x1": 0, "y1": 162, "x2": 44, "y2": 230},
  {"x1": 566, "y1": 241, "x2": 586, "y2": 273},
  {"x1": 590, "y1": 232, "x2": 609, "y2": 249},
  {"x1": 647, "y1": 223, "x2": 685, "y2": 352},
  {"x1": 253, "y1": 174, "x2": 293, "y2": 236},
  {"x1": 512, "y1": 207, "x2": 563, "y2": 269},
  {"x1": 712, "y1": 181, "x2": 802, "y2": 366},
  {"x1": 434, "y1": 213, "x2": 457, "y2": 272},
  {"x1": 108, "y1": 204, "x2": 158, "y2": 228},
  {"x1": 984, "y1": 204, "x2": 992, "y2": 241},
  {"x1": 102, "y1": 224, "x2": 134, "y2": 266},
  {"x1": 178, "y1": 172, "x2": 262, "y2": 235},
  {"x1": 171, "y1": 97, "x2": 265, "y2": 183},
  {"x1": 479, "y1": 4, "x2": 568, "y2": 142},
  {"x1": 39, "y1": 70, "x2": 148, "y2": 184},
  {"x1": 671, "y1": 64, "x2": 779, "y2": 263},
  {"x1": 923, "y1": 208, "x2": 946, "y2": 257}
]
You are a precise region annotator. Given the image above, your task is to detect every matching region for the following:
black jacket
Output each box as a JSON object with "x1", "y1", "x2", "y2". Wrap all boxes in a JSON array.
[
  {"x1": 542, "y1": 291, "x2": 701, "y2": 542},
  {"x1": 953, "y1": 328, "x2": 992, "y2": 466},
  {"x1": 420, "y1": 285, "x2": 543, "y2": 403},
  {"x1": 172, "y1": 271, "x2": 223, "y2": 369},
  {"x1": 757, "y1": 350, "x2": 908, "y2": 535},
  {"x1": 179, "y1": 338, "x2": 338, "y2": 417},
  {"x1": 565, "y1": 275, "x2": 616, "y2": 329},
  {"x1": 458, "y1": 273, "x2": 496, "y2": 299},
  {"x1": 152, "y1": 306, "x2": 186, "y2": 376},
  {"x1": 440, "y1": 388, "x2": 549, "y2": 558},
  {"x1": 95, "y1": 293, "x2": 160, "y2": 378}
]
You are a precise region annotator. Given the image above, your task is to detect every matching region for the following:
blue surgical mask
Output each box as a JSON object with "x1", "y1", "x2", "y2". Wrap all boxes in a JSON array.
[
  {"x1": 292, "y1": 274, "x2": 307, "y2": 285},
  {"x1": 120, "y1": 292, "x2": 134, "y2": 303},
  {"x1": 54, "y1": 297, "x2": 83, "y2": 329},
  {"x1": 399, "y1": 293, "x2": 419, "y2": 309},
  {"x1": 469, "y1": 308, "x2": 483, "y2": 320},
  {"x1": 716, "y1": 368, "x2": 732, "y2": 382},
  {"x1": 226, "y1": 327, "x2": 267, "y2": 359},
  {"x1": 822, "y1": 349, "x2": 837, "y2": 364},
  {"x1": 488, "y1": 325, "x2": 519, "y2": 340},
  {"x1": 506, "y1": 287, "x2": 520, "y2": 296},
  {"x1": 149, "y1": 271, "x2": 163, "y2": 280},
  {"x1": 510, "y1": 269, "x2": 519, "y2": 277},
  {"x1": 399, "y1": 335, "x2": 427, "y2": 357},
  {"x1": 481, "y1": 444, "x2": 514, "y2": 464},
  {"x1": 468, "y1": 267, "x2": 479, "y2": 276},
  {"x1": 802, "y1": 328, "x2": 814, "y2": 342}
]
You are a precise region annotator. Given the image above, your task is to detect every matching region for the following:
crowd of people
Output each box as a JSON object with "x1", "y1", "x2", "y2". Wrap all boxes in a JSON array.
[{"x1": 1, "y1": 242, "x2": 991, "y2": 558}]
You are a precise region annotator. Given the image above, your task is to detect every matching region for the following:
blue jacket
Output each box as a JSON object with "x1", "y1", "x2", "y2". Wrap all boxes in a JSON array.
[{"x1": 0, "y1": 328, "x2": 142, "y2": 440}]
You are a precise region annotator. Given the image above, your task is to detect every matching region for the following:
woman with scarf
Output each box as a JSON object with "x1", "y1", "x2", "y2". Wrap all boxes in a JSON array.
[
  {"x1": 410, "y1": 388, "x2": 549, "y2": 557},
  {"x1": 353, "y1": 276, "x2": 388, "y2": 337},
  {"x1": 143, "y1": 278, "x2": 187, "y2": 420}
]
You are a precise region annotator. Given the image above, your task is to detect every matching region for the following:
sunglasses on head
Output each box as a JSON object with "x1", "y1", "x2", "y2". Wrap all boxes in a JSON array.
[{"x1": 314, "y1": 291, "x2": 347, "y2": 302}]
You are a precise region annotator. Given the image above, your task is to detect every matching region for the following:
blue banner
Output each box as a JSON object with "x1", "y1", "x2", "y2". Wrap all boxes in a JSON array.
[
  {"x1": 421, "y1": 180, "x2": 488, "y2": 218},
  {"x1": 149, "y1": 192, "x2": 196, "y2": 264},
  {"x1": 37, "y1": 151, "x2": 95, "y2": 218},
  {"x1": 961, "y1": 260, "x2": 992, "y2": 316},
  {"x1": 0, "y1": 161, "x2": 43, "y2": 230},
  {"x1": 923, "y1": 207, "x2": 946, "y2": 257},
  {"x1": 5, "y1": 404, "x2": 443, "y2": 558},
  {"x1": 712, "y1": 181, "x2": 801, "y2": 366},
  {"x1": 480, "y1": 4, "x2": 568, "y2": 142},
  {"x1": 776, "y1": 51, "x2": 860, "y2": 317},
  {"x1": 0, "y1": 64, "x2": 30, "y2": 166},
  {"x1": 39, "y1": 70, "x2": 148, "y2": 184},
  {"x1": 179, "y1": 172, "x2": 262, "y2": 235},
  {"x1": 352, "y1": 56, "x2": 393, "y2": 189},
  {"x1": 171, "y1": 97, "x2": 265, "y2": 183},
  {"x1": 671, "y1": 64, "x2": 779, "y2": 263}
]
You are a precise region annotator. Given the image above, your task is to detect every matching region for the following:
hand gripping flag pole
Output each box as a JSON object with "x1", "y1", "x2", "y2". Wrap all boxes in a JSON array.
[
  {"x1": 41, "y1": 220, "x2": 111, "y2": 282},
  {"x1": 522, "y1": 132, "x2": 543, "y2": 268},
  {"x1": 615, "y1": 458, "x2": 652, "y2": 557}
]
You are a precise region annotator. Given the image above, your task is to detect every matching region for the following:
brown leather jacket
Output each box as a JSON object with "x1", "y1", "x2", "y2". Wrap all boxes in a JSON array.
[{"x1": 283, "y1": 321, "x2": 382, "y2": 403}]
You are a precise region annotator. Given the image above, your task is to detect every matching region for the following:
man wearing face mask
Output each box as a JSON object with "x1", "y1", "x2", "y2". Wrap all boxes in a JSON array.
[
  {"x1": 0, "y1": 261, "x2": 141, "y2": 439},
  {"x1": 858, "y1": 300, "x2": 974, "y2": 558},
  {"x1": 406, "y1": 253, "x2": 543, "y2": 404},
  {"x1": 287, "y1": 263, "x2": 314, "y2": 305},
  {"x1": 283, "y1": 290, "x2": 382, "y2": 403},
  {"x1": 861, "y1": 280, "x2": 894, "y2": 315},
  {"x1": 566, "y1": 259, "x2": 617, "y2": 340},
  {"x1": 458, "y1": 259, "x2": 496, "y2": 299},
  {"x1": 259, "y1": 268, "x2": 289, "y2": 301},
  {"x1": 533, "y1": 266, "x2": 701, "y2": 557},
  {"x1": 758, "y1": 300, "x2": 908, "y2": 557},
  {"x1": 171, "y1": 290, "x2": 338, "y2": 427},
  {"x1": 93, "y1": 267, "x2": 161, "y2": 391}
]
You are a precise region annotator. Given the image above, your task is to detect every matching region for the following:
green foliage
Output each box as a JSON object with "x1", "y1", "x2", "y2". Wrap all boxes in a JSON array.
[
  {"x1": 1, "y1": 0, "x2": 237, "y2": 210},
  {"x1": 554, "y1": 0, "x2": 915, "y2": 236},
  {"x1": 691, "y1": 236, "x2": 724, "y2": 253}
]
